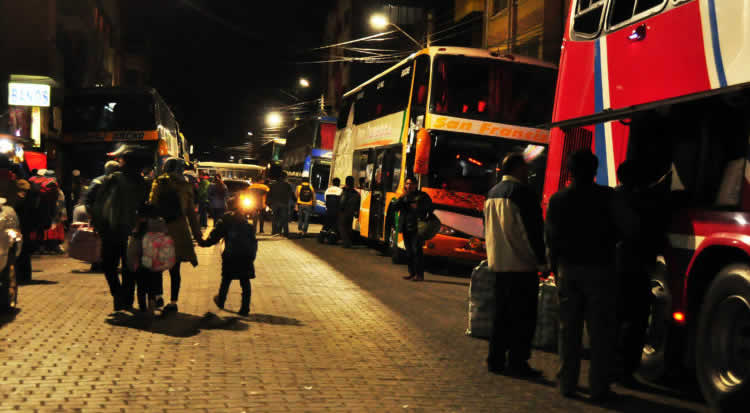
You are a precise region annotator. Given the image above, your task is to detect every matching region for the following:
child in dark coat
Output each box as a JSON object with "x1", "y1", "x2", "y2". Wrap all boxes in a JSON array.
[{"x1": 198, "y1": 196, "x2": 257, "y2": 316}]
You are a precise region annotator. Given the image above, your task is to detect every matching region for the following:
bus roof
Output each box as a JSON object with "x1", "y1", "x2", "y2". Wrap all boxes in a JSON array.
[
  {"x1": 197, "y1": 162, "x2": 265, "y2": 171},
  {"x1": 343, "y1": 46, "x2": 557, "y2": 98}
]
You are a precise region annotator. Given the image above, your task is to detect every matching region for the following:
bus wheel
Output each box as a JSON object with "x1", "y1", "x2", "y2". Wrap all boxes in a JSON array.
[
  {"x1": 696, "y1": 263, "x2": 750, "y2": 412},
  {"x1": 388, "y1": 226, "x2": 406, "y2": 265},
  {"x1": 640, "y1": 258, "x2": 673, "y2": 381}
]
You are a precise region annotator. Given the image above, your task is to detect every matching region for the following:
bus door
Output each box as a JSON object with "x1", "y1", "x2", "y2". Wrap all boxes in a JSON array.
[{"x1": 369, "y1": 146, "x2": 400, "y2": 241}]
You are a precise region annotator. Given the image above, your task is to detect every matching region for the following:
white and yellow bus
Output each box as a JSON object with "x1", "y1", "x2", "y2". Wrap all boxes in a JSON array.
[
  {"x1": 331, "y1": 46, "x2": 556, "y2": 262},
  {"x1": 196, "y1": 162, "x2": 265, "y2": 182}
]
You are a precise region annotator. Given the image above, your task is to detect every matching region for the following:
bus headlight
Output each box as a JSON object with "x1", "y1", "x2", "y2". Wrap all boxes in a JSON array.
[
  {"x1": 465, "y1": 238, "x2": 485, "y2": 252},
  {"x1": 438, "y1": 225, "x2": 456, "y2": 236},
  {"x1": 241, "y1": 196, "x2": 253, "y2": 210}
]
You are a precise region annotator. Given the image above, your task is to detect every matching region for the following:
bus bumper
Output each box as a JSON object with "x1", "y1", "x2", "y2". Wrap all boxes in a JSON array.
[{"x1": 423, "y1": 234, "x2": 486, "y2": 262}]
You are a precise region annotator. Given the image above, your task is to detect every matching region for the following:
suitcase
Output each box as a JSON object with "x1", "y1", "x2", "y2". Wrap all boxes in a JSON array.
[
  {"x1": 532, "y1": 277, "x2": 560, "y2": 350},
  {"x1": 466, "y1": 260, "x2": 496, "y2": 338},
  {"x1": 67, "y1": 224, "x2": 102, "y2": 263}
]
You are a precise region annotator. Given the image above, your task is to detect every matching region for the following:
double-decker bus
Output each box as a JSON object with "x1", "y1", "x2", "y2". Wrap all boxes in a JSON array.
[
  {"x1": 545, "y1": 1, "x2": 750, "y2": 409},
  {"x1": 61, "y1": 87, "x2": 186, "y2": 186},
  {"x1": 281, "y1": 116, "x2": 337, "y2": 215},
  {"x1": 332, "y1": 46, "x2": 556, "y2": 262}
]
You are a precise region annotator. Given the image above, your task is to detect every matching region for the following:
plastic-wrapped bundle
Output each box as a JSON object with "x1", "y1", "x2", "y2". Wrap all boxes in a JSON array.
[
  {"x1": 532, "y1": 277, "x2": 560, "y2": 350},
  {"x1": 0, "y1": 205, "x2": 22, "y2": 272},
  {"x1": 466, "y1": 260, "x2": 496, "y2": 338}
]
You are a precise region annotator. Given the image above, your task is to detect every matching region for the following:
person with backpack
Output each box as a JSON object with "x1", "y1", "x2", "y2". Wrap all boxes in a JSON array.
[
  {"x1": 148, "y1": 157, "x2": 202, "y2": 314},
  {"x1": 207, "y1": 175, "x2": 228, "y2": 222},
  {"x1": 199, "y1": 195, "x2": 257, "y2": 317},
  {"x1": 90, "y1": 145, "x2": 152, "y2": 312},
  {"x1": 295, "y1": 181, "x2": 315, "y2": 236},
  {"x1": 338, "y1": 176, "x2": 360, "y2": 248}
]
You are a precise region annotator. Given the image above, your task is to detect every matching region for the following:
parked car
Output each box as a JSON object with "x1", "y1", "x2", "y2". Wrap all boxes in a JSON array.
[{"x1": 0, "y1": 202, "x2": 22, "y2": 312}]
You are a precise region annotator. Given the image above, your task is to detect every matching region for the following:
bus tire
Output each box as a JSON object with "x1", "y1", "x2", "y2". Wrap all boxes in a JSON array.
[
  {"x1": 389, "y1": 226, "x2": 406, "y2": 265},
  {"x1": 639, "y1": 258, "x2": 673, "y2": 381},
  {"x1": 695, "y1": 263, "x2": 750, "y2": 412}
]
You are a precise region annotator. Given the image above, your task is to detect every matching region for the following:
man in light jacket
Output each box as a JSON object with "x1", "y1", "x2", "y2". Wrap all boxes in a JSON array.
[{"x1": 484, "y1": 152, "x2": 546, "y2": 378}]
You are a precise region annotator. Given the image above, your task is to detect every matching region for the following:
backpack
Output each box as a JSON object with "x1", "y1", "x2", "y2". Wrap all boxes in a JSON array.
[
  {"x1": 28, "y1": 176, "x2": 59, "y2": 230},
  {"x1": 224, "y1": 217, "x2": 257, "y2": 259},
  {"x1": 298, "y1": 184, "x2": 313, "y2": 203},
  {"x1": 141, "y1": 231, "x2": 176, "y2": 271},
  {"x1": 154, "y1": 176, "x2": 183, "y2": 222}
]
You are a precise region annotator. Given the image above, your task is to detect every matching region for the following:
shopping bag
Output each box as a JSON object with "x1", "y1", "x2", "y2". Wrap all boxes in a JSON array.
[
  {"x1": 417, "y1": 213, "x2": 441, "y2": 240},
  {"x1": 67, "y1": 224, "x2": 102, "y2": 263},
  {"x1": 465, "y1": 260, "x2": 496, "y2": 338},
  {"x1": 532, "y1": 277, "x2": 560, "y2": 350}
]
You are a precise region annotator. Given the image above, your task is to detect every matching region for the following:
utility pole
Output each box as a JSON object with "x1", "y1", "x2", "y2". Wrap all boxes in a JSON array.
[{"x1": 426, "y1": 10, "x2": 434, "y2": 47}]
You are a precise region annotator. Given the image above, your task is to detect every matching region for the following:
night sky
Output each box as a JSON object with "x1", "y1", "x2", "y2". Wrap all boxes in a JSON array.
[{"x1": 124, "y1": 0, "x2": 335, "y2": 159}]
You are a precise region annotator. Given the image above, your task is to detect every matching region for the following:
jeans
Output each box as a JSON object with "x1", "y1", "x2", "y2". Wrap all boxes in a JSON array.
[
  {"x1": 487, "y1": 271, "x2": 539, "y2": 369},
  {"x1": 557, "y1": 264, "x2": 618, "y2": 398},
  {"x1": 403, "y1": 231, "x2": 424, "y2": 278},
  {"x1": 136, "y1": 269, "x2": 161, "y2": 310},
  {"x1": 210, "y1": 208, "x2": 225, "y2": 223},
  {"x1": 15, "y1": 234, "x2": 32, "y2": 283},
  {"x1": 101, "y1": 235, "x2": 135, "y2": 309},
  {"x1": 297, "y1": 204, "x2": 312, "y2": 233},
  {"x1": 272, "y1": 204, "x2": 289, "y2": 236},
  {"x1": 617, "y1": 270, "x2": 651, "y2": 378},
  {"x1": 217, "y1": 277, "x2": 251, "y2": 313},
  {"x1": 155, "y1": 263, "x2": 182, "y2": 302},
  {"x1": 338, "y1": 213, "x2": 354, "y2": 247},
  {"x1": 252, "y1": 209, "x2": 265, "y2": 233},
  {"x1": 198, "y1": 202, "x2": 209, "y2": 227}
]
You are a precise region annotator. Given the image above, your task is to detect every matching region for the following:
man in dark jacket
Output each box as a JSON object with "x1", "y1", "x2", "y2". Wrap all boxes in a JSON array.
[
  {"x1": 484, "y1": 153, "x2": 546, "y2": 378},
  {"x1": 90, "y1": 145, "x2": 151, "y2": 312},
  {"x1": 393, "y1": 175, "x2": 432, "y2": 281},
  {"x1": 546, "y1": 150, "x2": 638, "y2": 402},
  {"x1": 268, "y1": 175, "x2": 295, "y2": 236},
  {"x1": 338, "y1": 176, "x2": 360, "y2": 248}
]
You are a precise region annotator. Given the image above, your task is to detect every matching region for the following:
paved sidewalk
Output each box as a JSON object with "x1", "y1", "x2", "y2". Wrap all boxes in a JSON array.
[{"x1": 0, "y1": 225, "x2": 708, "y2": 412}]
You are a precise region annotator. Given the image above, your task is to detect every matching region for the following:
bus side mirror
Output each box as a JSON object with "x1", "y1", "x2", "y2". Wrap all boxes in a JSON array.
[{"x1": 414, "y1": 128, "x2": 431, "y2": 175}]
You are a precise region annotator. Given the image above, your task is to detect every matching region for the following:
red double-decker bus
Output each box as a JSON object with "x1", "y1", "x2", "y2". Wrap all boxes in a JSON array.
[{"x1": 545, "y1": 1, "x2": 750, "y2": 409}]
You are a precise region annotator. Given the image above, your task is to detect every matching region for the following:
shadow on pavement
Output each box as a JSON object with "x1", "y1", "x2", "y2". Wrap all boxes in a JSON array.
[
  {"x1": 0, "y1": 308, "x2": 20, "y2": 327},
  {"x1": 18, "y1": 279, "x2": 59, "y2": 285},
  {"x1": 420, "y1": 279, "x2": 470, "y2": 286},
  {"x1": 244, "y1": 313, "x2": 304, "y2": 326},
  {"x1": 578, "y1": 393, "x2": 704, "y2": 413},
  {"x1": 106, "y1": 311, "x2": 248, "y2": 337}
]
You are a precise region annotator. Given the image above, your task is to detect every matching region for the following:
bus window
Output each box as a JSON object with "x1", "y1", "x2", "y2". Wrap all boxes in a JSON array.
[
  {"x1": 311, "y1": 161, "x2": 330, "y2": 191},
  {"x1": 391, "y1": 150, "x2": 402, "y2": 192},
  {"x1": 572, "y1": 0, "x2": 605, "y2": 38},
  {"x1": 353, "y1": 62, "x2": 413, "y2": 125},
  {"x1": 430, "y1": 55, "x2": 556, "y2": 127},
  {"x1": 608, "y1": 0, "x2": 666, "y2": 30},
  {"x1": 354, "y1": 150, "x2": 371, "y2": 189},
  {"x1": 64, "y1": 93, "x2": 156, "y2": 132}
]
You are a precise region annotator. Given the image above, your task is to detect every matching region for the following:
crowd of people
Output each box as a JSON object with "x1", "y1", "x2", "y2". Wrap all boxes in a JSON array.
[{"x1": 485, "y1": 149, "x2": 661, "y2": 404}]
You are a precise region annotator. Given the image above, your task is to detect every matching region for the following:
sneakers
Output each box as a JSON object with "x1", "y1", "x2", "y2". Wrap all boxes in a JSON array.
[
  {"x1": 163, "y1": 303, "x2": 178, "y2": 314},
  {"x1": 505, "y1": 362, "x2": 543, "y2": 379},
  {"x1": 213, "y1": 295, "x2": 224, "y2": 310}
]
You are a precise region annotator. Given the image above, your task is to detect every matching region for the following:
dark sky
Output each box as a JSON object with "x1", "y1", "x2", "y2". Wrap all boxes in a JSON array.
[{"x1": 124, "y1": 0, "x2": 335, "y2": 159}]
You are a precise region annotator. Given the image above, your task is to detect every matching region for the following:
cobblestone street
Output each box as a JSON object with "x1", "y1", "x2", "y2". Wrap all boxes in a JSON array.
[{"x1": 1, "y1": 224, "x2": 710, "y2": 412}]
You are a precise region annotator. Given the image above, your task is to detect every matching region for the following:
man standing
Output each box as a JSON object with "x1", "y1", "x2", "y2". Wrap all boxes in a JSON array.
[
  {"x1": 295, "y1": 180, "x2": 315, "y2": 236},
  {"x1": 268, "y1": 173, "x2": 295, "y2": 237},
  {"x1": 90, "y1": 145, "x2": 151, "y2": 312},
  {"x1": 484, "y1": 153, "x2": 546, "y2": 378},
  {"x1": 322, "y1": 177, "x2": 342, "y2": 237},
  {"x1": 338, "y1": 176, "x2": 360, "y2": 248},
  {"x1": 393, "y1": 176, "x2": 432, "y2": 282},
  {"x1": 248, "y1": 179, "x2": 270, "y2": 234},
  {"x1": 545, "y1": 150, "x2": 637, "y2": 402}
]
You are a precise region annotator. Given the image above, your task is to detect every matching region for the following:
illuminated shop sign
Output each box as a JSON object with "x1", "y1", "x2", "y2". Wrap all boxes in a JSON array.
[{"x1": 8, "y1": 83, "x2": 51, "y2": 107}]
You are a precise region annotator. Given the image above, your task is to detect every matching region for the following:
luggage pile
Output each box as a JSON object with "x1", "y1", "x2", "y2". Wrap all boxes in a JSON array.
[{"x1": 465, "y1": 260, "x2": 496, "y2": 338}]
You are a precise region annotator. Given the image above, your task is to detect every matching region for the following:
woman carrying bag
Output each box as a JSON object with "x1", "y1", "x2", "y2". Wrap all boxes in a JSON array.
[{"x1": 392, "y1": 175, "x2": 436, "y2": 282}]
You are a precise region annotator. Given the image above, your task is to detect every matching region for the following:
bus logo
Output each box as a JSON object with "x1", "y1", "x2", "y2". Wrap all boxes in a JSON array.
[{"x1": 430, "y1": 115, "x2": 550, "y2": 144}]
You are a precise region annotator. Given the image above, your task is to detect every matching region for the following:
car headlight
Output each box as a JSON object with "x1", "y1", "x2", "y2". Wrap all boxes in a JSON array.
[
  {"x1": 6, "y1": 229, "x2": 20, "y2": 243},
  {"x1": 241, "y1": 196, "x2": 253, "y2": 210}
]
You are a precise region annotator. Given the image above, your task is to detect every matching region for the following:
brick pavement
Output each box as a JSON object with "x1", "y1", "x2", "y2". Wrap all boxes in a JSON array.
[{"x1": 0, "y1": 223, "x2": 709, "y2": 412}]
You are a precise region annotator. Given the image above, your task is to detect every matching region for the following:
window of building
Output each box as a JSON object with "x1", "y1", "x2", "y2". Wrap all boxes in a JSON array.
[
  {"x1": 572, "y1": 0, "x2": 605, "y2": 38},
  {"x1": 492, "y1": 0, "x2": 509, "y2": 15},
  {"x1": 607, "y1": 0, "x2": 667, "y2": 30}
]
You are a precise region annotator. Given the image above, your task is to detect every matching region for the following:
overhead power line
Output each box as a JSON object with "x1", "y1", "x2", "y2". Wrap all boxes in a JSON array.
[{"x1": 310, "y1": 30, "x2": 397, "y2": 51}]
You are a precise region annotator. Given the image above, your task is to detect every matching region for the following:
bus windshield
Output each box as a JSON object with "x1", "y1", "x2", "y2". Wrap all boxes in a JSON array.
[
  {"x1": 310, "y1": 161, "x2": 330, "y2": 192},
  {"x1": 425, "y1": 132, "x2": 547, "y2": 196},
  {"x1": 64, "y1": 93, "x2": 156, "y2": 132},
  {"x1": 430, "y1": 55, "x2": 556, "y2": 127}
]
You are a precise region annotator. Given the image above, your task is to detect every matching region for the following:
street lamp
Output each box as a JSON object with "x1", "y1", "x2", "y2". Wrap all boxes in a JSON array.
[
  {"x1": 299, "y1": 78, "x2": 310, "y2": 88},
  {"x1": 266, "y1": 111, "x2": 283, "y2": 128},
  {"x1": 247, "y1": 131, "x2": 253, "y2": 136},
  {"x1": 369, "y1": 13, "x2": 422, "y2": 49}
]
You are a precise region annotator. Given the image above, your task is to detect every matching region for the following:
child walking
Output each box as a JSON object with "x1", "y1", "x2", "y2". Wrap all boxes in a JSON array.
[{"x1": 199, "y1": 196, "x2": 257, "y2": 316}]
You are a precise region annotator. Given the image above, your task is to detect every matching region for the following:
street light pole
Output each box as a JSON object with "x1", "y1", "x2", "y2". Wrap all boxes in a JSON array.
[
  {"x1": 370, "y1": 14, "x2": 422, "y2": 49},
  {"x1": 389, "y1": 22, "x2": 422, "y2": 49}
]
